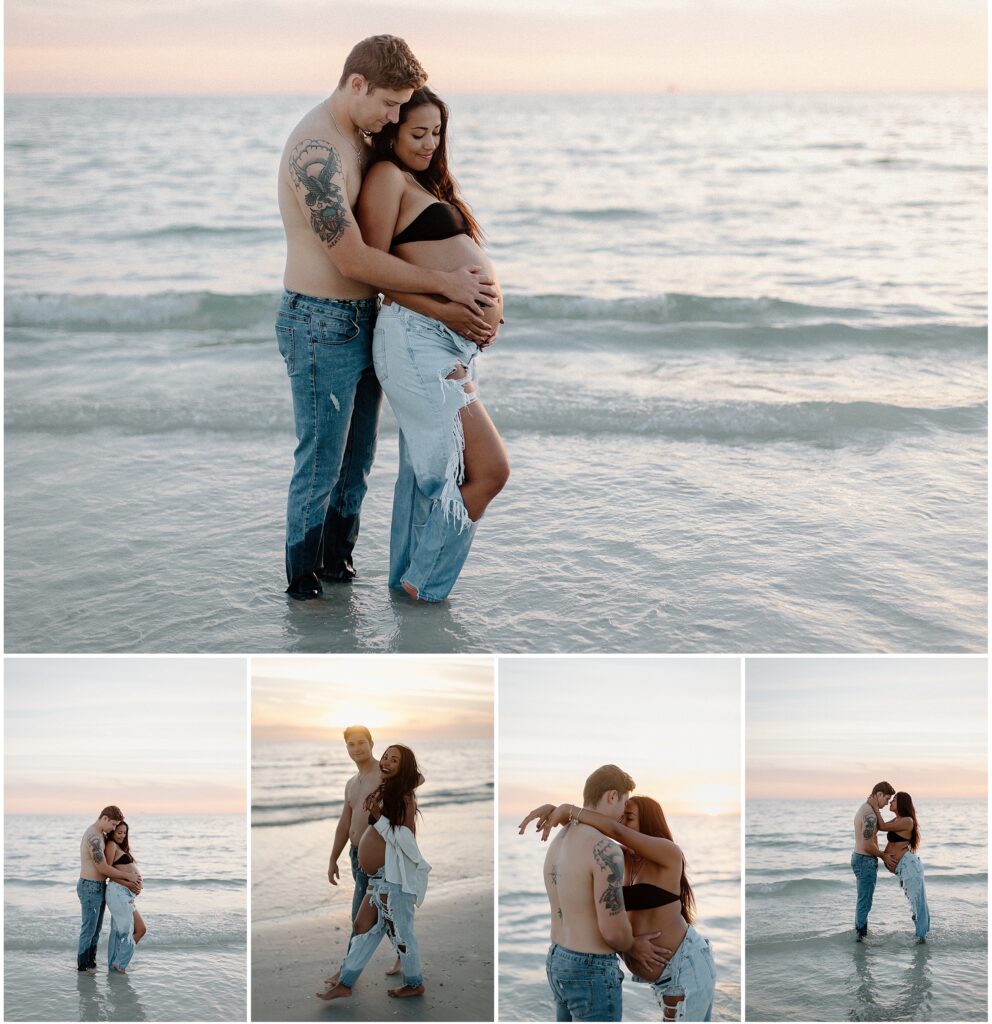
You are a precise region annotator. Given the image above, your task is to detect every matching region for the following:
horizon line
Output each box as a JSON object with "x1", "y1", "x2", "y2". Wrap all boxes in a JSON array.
[{"x1": 6, "y1": 88, "x2": 987, "y2": 100}]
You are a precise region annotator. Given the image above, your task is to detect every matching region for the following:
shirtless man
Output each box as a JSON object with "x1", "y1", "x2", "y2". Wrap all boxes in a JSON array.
[
  {"x1": 76, "y1": 806, "x2": 142, "y2": 972},
  {"x1": 538, "y1": 765, "x2": 669, "y2": 1022},
  {"x1": 277, "y1": 34, "x2": 496, "y2": 599},
  {"x1": 851, "y1": 780, "x2": 895, "y2": 940},
  {"x1": 325, "y1": 725, "x2": 400, "y2": 980}
]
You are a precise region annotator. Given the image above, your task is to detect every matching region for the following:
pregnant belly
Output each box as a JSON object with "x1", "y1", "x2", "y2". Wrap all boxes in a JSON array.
[
  {"x1": 358, "y1": 827, "x2": 385, "y2": 875},
  {"x1": 394, "y1": 237, "x2": 504, "y2": 332}
]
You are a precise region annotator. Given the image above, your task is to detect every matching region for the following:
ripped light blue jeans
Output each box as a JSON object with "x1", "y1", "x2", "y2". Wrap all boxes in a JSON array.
[
  {"x1": 373, "y1": 303, "x2": 479, "y2": 602},
  {"x1": 105, "y1": 881, "x2": 136, "y2": 971},
  {"x1": 631, "y1": 926, "x2": 716, "y2": 1021},
  {"x1": 339, "y1": 872, "x2": 423, "y2": 989},
  {"x1": 896, "y1": 851, "x2": 931, "y2": 941}
]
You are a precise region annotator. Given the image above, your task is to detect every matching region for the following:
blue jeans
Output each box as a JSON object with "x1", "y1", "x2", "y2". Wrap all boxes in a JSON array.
[
  {"x1": 339, "y1": 874, "x2": 423, "y2": 989},
  {"x1": 896, "y1": 852, "x2": 931, "y2": 941},
  {"x1": 545, "y1": 944, "x2": 623, "y2": 1022},
  {"x1": 106, "y1": 881, "x2": 136, "y2": 971},
  {"x1": 851, "y1": 852, "x2": 878, "y2": 936},
  {"x1": 374, "y1": 303, "x2": 479, "y2": 602},
  {"x1": 277, "y1": 291, "x2": 381, "y2": 588},
  {"x1": 349, "y1": 844, "x2": 370, "y2": 925},
  {"x1": 76, "y1": 878, "x2": 106, "y2": 969},
  {"x1": 632, "y1": 926, "x2": 716, "y2": 1021}
]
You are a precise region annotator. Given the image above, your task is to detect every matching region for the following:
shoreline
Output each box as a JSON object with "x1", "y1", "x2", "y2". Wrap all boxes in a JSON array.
[{"x1": 251, "y1": 885, "x2": 493, "y2": 1022}]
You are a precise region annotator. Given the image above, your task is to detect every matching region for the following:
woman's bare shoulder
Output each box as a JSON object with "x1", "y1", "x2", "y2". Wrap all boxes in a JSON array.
[{"x1": 363, "y1": 160, "x2": 407, "y2": 190}]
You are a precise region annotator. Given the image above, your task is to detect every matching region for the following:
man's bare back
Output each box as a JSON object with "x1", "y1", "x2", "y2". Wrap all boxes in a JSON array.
[{"x1": 543, "y1": 823, "x2": 628, "y2": 954}]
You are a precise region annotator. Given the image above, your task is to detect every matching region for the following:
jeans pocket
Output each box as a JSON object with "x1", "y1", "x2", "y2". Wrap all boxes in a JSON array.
[{"x1": 312, "y1": 310, "x2": 360, "y2": 344}]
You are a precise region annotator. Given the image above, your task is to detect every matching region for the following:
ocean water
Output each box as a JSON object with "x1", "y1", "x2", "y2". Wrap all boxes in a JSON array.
[
  {"x1": 499, "y1": 814, "x2": 741, "y2": 1021},
  {"x1": 4, "y1": 93, "x2": 986, "y2": 653},
  {"x1": 251, "y1": 737, "x2": 493, "y2": 925},
  {"x1": 746, "y1": 799, "x2": 988, "y2": 1021},
  {"x1": 3, "y1": 813, "x2": 247, "y2": 1021}
]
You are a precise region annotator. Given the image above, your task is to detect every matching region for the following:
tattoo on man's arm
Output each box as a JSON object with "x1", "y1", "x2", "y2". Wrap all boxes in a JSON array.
[
  {"x1": 863, "y1": 813, "x2": 877, "y2": 839},
  {"x1": 289, "y1": 139, "x2": 349, "y2": 248},
  {"x1": 89, "y1": 836, "x2": 105, "y2": 864},
  {"x1": 593, "y1": 839, "x2": 625, "y2": 916}
]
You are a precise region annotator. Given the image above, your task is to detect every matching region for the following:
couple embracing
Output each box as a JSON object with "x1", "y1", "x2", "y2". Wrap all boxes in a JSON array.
[
  {"x1": 519, "y1": 765, "x2": 717, "y2": 1022},
  {"x1": 852, "y1": 781, "x2": 931, "y2": 943},
  {"x1": 277, "y1": 34, "x2": 509, "y2": 603},
  {"x1": 76, "y1": 806, "x2": 146, "y2": 975}
]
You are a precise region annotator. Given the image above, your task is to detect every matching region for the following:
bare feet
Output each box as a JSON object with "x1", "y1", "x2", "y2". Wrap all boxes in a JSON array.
[
  {"x1": 111, "y1": 966, "x2": 127, "y2": 974},
  {"x1": 401, "y1": 582, "x2": 420, "y2": 600},
  {"x1": 316, "y1": 983, "x2": 352, "y2": 1001},
  {"x1": 322, "y1": 971, "x2": 340, "y2": 986},
  {"x1": 385, "y1": 957, "x2": 402, "y2": 976},
  {"x1": 388, "y1": 984, "x2": 425, "y2": 998}
]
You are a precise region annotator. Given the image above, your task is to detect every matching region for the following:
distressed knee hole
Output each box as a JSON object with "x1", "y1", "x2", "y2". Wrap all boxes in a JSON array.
[
  {"x1": 663, "y1": 994, "x2": 685, "y2": 1021},
  {"x1": 445, "y1": 364, "x2": 469, "y2": 381},
  {"x1": 397, "y1": 943, "x2": 406, "y2": 954}
]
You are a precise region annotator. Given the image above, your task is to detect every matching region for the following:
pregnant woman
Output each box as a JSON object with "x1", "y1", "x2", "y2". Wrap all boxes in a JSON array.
[
  {"x1": 876, "y1": 792, "x2": 931, "y2": 943},
  {"x1": 103, "y1": 821, "x2": 146, "y2": 972},
  {"x1": 356, "y1": 88, "x2": 510, "y2": 602},
  {"x1": 318, "y1": 744, "x2": 431, "y2": 1002},
  {"x1": 522, "y1": 796, "x2": 717, "y2": 1021}
]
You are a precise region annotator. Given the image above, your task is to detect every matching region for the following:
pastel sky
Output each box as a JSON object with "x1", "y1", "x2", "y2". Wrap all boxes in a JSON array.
[
  {"x1": 746, "y1": 657, "x2": 988, "y2": 799},
  {"x1": 4, "y1": 658, "x2": 247, "y2": 814},
  {"x1": 499, "y1": 658, "x2": 741, "y2": 817},
  {"x1": 5, "y1": 0, "x2": 986, "y2": 94},
  {"x1": 251, "y1": 655, "x2": 493, "y2": 741}
]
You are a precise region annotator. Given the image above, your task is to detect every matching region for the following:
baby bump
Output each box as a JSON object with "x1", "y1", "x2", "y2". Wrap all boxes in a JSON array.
[{"x1": 358, "y1": 825, "x2": 385, "y2": 875}]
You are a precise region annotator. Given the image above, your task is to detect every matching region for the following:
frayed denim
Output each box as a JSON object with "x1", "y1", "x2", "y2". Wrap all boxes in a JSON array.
[
  {"x1": 632, "y1": 926, "x2": 716, "y2": 1021},
  {"x1": 339, "y1": 874, "x2": 423, "y2": 989},
  {"x1": 374, "y1": 303, "x2": 480, "y2": 602}
]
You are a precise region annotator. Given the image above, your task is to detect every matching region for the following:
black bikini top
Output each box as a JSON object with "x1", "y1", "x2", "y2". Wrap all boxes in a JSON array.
[
  {"x1": 368, "y1": 813, "x2": 377, "y2": 827},
  {"x1": 392, "y1": 202, "x2": 469, "y2": 247},
  {"x1": 886, "y1": 832, "x2": 911, "y2": 844},
  {"x1": 622, "y1": 883, "x2": 680, "y2": 911},
  {"x1": 113, "y1": 853, "x2": 134, "y2": 866}
]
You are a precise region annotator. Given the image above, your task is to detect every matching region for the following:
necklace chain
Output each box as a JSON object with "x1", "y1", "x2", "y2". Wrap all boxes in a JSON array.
[{"x1": 328, "y1": 104, "x2": 363, "y2": 163}]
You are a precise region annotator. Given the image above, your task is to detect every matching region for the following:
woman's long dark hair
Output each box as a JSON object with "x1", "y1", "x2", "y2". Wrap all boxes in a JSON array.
[
  {"x1": 375, "y1": 744, "x2": 422, "y2": 831},
  {"x1": 628, "y1": 796, "x2": 695, "y2": 925},
  {"x1": 894, "y1": 792, "x2": 920, "y2": 851},
  {"x1": 370, "y1": 87, "x2": 484, "y2": 243}
]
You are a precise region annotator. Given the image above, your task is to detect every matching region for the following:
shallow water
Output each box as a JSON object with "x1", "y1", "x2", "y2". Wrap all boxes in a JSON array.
[
  {"x1": 5, "y1": 93, "x2": 986, "y2": 653},
  {"x1": 746, "y1": 800, "x2": 988, "y2": 1021},
  {"x1": 3, "y1": 814, "x2": 247, "y2": 1022}
]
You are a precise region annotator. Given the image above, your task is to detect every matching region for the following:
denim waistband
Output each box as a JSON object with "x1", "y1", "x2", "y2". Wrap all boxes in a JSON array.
[
  {"x1": 548, "y1": 943, "x2": 618, "y2": 965},
  {"x1": 281, "y1": 290, "x2": 378, "y2": 314},
  {"x1": 77, "y1": 877, "x2": 105, "y2": 887},
  {"x1": 851, "y1": 852, "x2": 877, "y2": 861}
]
